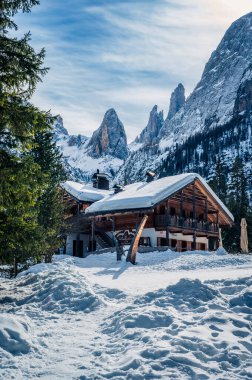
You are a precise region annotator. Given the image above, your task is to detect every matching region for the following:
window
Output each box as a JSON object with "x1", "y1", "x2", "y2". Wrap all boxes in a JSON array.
[{"x1": 139, "y1": 237, "x2": 151, "y2": 247}]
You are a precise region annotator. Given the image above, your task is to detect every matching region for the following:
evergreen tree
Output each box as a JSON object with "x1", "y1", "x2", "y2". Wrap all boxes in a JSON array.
[
  {"x1": 31, "y1": 130, "x2": 66, "y2": 261},
  {"x1": 223, "y1": 157, "x2": 250, "y2": 252},
  {"x1": 208, "y1": 156, "x2": 227, "y2": 203},
  {"x1": 228, "y1": 157, "x2": 249, "y2": 219},
  {"x1": 0, "y1": 1, "x2": 65, "y2": 273},
  {"x1": 0, "y1": 154, "x2": 45, "y2": 274}
]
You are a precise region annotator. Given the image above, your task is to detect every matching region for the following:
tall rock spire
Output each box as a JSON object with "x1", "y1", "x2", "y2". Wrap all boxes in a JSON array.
[
  {"x1": 135, "y1": 105, "x2": 164, "y2": 146},
  {"x1": 167, "y1": 83, "x2": 185, "y2": 120},
  {"x1": 87, "y1": 108, "x2": 128, "y2": 160}
]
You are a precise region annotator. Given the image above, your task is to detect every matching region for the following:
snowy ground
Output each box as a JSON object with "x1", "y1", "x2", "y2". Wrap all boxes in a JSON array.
[{"x1": 0, "y1": 250, "x2": 252, "y2": 380}]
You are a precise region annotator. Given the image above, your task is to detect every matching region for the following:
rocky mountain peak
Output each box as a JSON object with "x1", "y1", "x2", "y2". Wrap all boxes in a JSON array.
[
  {"x1": 135, "y1": 105, "x2": 164, "y2": 146},
  {"x1": 88, "y1": 108, "x2": 128, "y2": 160},
  {"x1": 159, "y1": 12, "x2": 252, "y2": 144},
  {"x1": 167, "y1": 83, "x2": 185, "y2": 120},
  {"x1": 53, "y1": 116, "x2": 68, "y2": 136}
]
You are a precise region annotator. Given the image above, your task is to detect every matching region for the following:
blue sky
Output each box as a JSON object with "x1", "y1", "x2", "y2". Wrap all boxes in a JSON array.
[{"x1": 16, "y1": 0, "x2": 252, "y2": 141}]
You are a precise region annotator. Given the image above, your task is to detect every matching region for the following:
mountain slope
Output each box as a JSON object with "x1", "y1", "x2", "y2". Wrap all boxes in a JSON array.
[
  {"x1": 115, "y1": 12, "x2": 252, "y2": 189},
  {"x1": 160, "y1": 12, "x2": 252, "y2": 147},
  {"x1": 135, "y1": 105, "x2": 164, "y2": 146}
]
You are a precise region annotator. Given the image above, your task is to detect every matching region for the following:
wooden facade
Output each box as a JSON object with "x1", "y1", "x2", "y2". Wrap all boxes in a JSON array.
[{"x1": 62, "y1": 177, "x2": 233, "y2": 255}]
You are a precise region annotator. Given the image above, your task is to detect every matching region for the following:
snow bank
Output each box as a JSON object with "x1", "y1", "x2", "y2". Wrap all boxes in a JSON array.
[
  {"x1": 0, "y1": 315, "x2": 32, "y2": 355},
  {"x1": 1, "y1": 252, "x2": 251, "y2": 379},
  {"x1": 136, "y1": 249, "x2": 251, "y2": 272},
  {"x1": 136, "y1": 278, "x2": 218, "y2": 310},
  {"x1": 16, "y1": 261, "x2": 102, "y2": 314},
  {"x1": 100, "y1": 276, "x2": 252, "y2": 379}
]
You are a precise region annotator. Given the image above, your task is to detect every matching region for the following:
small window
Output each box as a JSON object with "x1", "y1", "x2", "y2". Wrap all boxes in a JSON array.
[{"x1": 139, "y1": 237, "x2": 151, "y2": 247}]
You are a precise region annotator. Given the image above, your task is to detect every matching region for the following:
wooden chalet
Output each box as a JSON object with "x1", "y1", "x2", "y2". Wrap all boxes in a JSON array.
[{"x1": 62, "y1": 172, "x2": 234, "y2": 256}]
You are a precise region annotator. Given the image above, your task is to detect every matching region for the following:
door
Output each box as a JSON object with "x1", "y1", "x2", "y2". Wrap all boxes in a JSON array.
[{"x1": 73, "y1": 240, "x2": 77, "y2": 256}]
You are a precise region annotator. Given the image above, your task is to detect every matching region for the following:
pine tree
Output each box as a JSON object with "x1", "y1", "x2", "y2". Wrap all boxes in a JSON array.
[
  {"x1": 0, "y1": 154, "x2": 45, "y2": 274},
  {"x1": 31, "y1": 130, "x2": 66, "y2": 261},
  {"x1": 0, "y1": 1, "x2": 65, "y2": 273},
  {"x1": 228, "y1": 157, "x2": 249, "y2": 219},
  {"x1": 223, "y1": 157, "x2": 250, "y2": 252},
  {"x1": 208, "y1": 156, "x2": 227, "y2": 203}
]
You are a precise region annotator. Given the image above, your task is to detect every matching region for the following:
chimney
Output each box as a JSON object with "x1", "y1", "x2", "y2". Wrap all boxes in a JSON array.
[
  {"x1": 97, "y1": 174, "x2": 109, "y2": 190},
  {"x1": 113, "y1": 184, "x2": 124, "y2": 194},
  {"x1": 92, "y1": 169, "x2": 99, "y2": 188},
  {"x1": 146, "y1": 170, "x2": 156, "y2": 182}
]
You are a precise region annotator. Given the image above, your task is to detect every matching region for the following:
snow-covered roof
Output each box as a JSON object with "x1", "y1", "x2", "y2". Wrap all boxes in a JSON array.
[
  {"x1": 85, "y1": 173, "x2": 234, "y2": 221},
  {"x1": 61, "y1": 181, "x2": 112, "y2": 202}
]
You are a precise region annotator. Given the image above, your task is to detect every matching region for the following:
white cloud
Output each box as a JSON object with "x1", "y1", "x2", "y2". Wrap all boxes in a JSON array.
[{"x1": 15, "y1": 0, "x2": 252, "y2": 142}]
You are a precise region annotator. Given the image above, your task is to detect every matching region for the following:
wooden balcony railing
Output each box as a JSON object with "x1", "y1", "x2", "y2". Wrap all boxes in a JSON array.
[{"x1": 155, "y1": 215, "x2": 218, "y2": 233}]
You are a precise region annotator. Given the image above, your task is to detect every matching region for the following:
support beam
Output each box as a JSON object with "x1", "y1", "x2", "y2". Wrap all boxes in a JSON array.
[
  {"x1": 112, "y1": 216, "x2": 116, "y2": 247},
  {"x1": 166, "y1": 227, "x2": 169, "y2": 246},
  {"x1": 91, "y1": 219, "x2": 95, "y2": 252},
  {"x1": 192, "y1": 232, "x2": 196, "y2": 250},
  {"x1": 204, "y1": 197, "x2": 208, "y2": 222},
  {"x1": 180, "y1": 191, "x2": 183, "y2": 227},
  {"x1": 166, "y1": 199, "x2": 169, "y2": 246},
  {"x1": 193, "y1": 181, "x2": 196, "y2": 228}
]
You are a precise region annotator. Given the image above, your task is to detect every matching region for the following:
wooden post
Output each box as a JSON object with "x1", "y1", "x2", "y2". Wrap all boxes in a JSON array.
[
  {"x1": 166, "y1": 199, "x2": 169, "y2": 246},
  {"x1": 180, "y1": 191, "x2": 183, "y2": 227},
  {"x1": 112, "y1": 216, "x2": 116, "y2": 247},
  {"x1": 216, "y1": 212, "x2": 220, "y2": 248},
  {"x1": 193, "y1": 232, "x2": 196, "y2": 251},
  {"x1": 193, "y1": 182, "x2": 196, "y2": 228},
  {"x1": 91, "y1": 219, "x2": 95, "y2": 252},
  {"x1": 204, "y1": 197, "x2": 208, "y2": 231}
]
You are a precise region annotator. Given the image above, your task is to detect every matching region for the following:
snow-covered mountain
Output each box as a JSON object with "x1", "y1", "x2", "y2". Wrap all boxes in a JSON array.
[
  {"x1": 134, "y1": 105, "x2": 164, "y2": 147},
  {"x1": 54, "y1": 109, "x2": 128, "y2": 182},
  {"x1": 167, "y1": 83, "x2": 185, "y2": 121},
  {"x1": 55, "y1": 12, "x2": 252, "y2": 195},
  {"x1": 114, "y1": 12, "x2": 252, "y2": 190},
  {"x1": 159, "y1": 11, "x2": 252, "y2": 146}
]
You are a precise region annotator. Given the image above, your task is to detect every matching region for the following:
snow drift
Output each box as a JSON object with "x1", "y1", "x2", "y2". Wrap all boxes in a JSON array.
[
  {"x1": 0, "y1": 252, "x2": 251, "y2": 379},
  {"x1": 100, "y1": 276, "x2": 252, "y2": 379},
  {"x1": 0, "y1": 315, "x2": 32, "y2": 355},
  {"x1": 15, "y1": 261, "x2": 102, "y2": 314}
]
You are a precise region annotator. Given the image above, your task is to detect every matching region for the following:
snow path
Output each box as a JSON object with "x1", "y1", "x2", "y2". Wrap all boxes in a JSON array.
[{"x1": 0, "y1": 251, "x2": 252, "y2": 379}]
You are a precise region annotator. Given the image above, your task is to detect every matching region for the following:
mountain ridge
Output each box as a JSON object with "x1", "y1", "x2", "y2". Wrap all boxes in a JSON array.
[{"x1": 54, "y1": 12, "x2": 252, "y2": 200}]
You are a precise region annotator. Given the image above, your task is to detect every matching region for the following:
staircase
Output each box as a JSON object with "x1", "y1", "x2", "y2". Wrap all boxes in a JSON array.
[{"x1": 95, "y1": 230, "x2": 115, "y2": 249}]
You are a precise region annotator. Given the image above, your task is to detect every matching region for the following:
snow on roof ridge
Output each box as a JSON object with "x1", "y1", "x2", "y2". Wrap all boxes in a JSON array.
[
  {"x1": 85, "y1": 173, "x2": 233, "y2": 221},
  {"x1": 61, "y1": 180, "x2": 111, "y2": 202}
]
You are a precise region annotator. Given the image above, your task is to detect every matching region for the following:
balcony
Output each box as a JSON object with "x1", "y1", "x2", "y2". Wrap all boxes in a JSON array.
[{"x1": 155, "y1": 215, "x2": 218, "y2": 233}]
